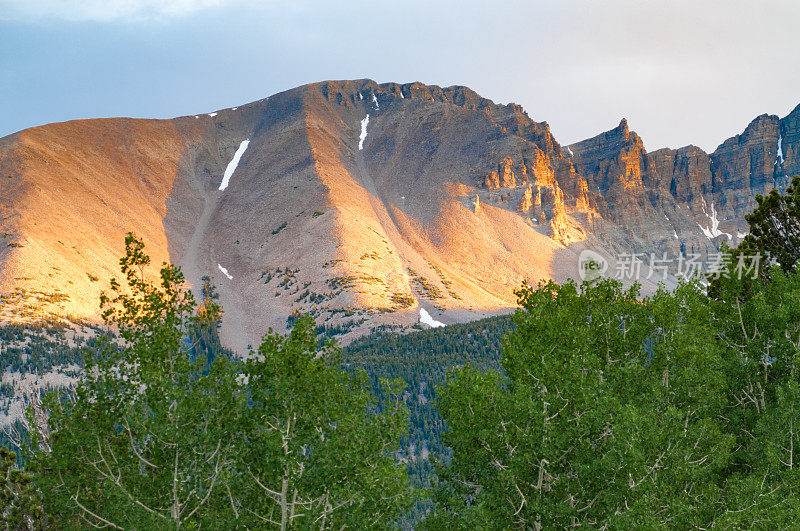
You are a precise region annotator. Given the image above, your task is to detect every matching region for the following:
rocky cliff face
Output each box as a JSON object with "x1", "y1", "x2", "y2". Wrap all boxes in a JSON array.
[
  {"x1": 780, "y1": 104, "x2": 800, "y2": 176},
  {"x1": 568, "y1": 119, "x2": 651, "y2": 221},
  {"x1": 1, "y1": 79, "x2": 798, "y2": 349},
  {"x1": 564, "y1": 104, "x2": 800, "y2": 263},
  {"x1": 649, "y1": 145, "x2": 713, "y2": 205},
  {"x1": 711, "y1": 114, "x2": 782, "y2": 219}
]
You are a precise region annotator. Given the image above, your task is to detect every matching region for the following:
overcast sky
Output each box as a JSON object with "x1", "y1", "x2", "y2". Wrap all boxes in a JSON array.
[{"x1": 1, "y1": 0, "x2": 798, "y2": 151}]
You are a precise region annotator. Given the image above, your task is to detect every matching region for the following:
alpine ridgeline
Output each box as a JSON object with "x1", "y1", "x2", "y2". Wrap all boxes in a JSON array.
[{"x1": 1, "y1": 80, "x2": 798, "y2": 349}]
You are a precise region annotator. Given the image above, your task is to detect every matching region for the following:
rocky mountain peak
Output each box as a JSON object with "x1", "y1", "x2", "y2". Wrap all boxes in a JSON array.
[
  {"x1": 711, "y1": 113, "x2": 783, "y2": 201},
  {"x1": 732, "y1": 113, "x2": 780, "y2": 148},
  {"x1": 2, "y1": 79, "x2": 800, "y2": 348},
  {"x1": 779, "y1": 104, "x2": 800, "y2": 178},
  {"x1": 617, "y1": 118, "x2": 630, "y2": 139}
]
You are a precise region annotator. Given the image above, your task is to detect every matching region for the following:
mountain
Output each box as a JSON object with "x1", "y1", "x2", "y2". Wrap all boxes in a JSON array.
[{"x1": 1, "y1": 80, "x2": 798, "y2": 350}]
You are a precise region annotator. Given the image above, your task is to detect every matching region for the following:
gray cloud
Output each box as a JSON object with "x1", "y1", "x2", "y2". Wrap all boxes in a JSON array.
[{"x1": 0, "y1": 0, "x2": 798, "y2": 152}]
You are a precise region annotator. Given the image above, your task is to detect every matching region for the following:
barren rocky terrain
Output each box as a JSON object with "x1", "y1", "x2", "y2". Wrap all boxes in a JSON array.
[{"x1": 1, "y1": 80, "x2": 798, "y2": 350}]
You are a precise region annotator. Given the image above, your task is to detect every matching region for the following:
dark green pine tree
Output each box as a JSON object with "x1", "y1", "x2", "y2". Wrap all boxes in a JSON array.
[
  {"x1": 708, "y1": 175, "x2": 800, "y2": 300},
  {"x1": 0, "y1": 446, "x2": 45, "y2": 529},
  {"x1": 744, "y1": 174, "x2": 800, "y2": 272}
]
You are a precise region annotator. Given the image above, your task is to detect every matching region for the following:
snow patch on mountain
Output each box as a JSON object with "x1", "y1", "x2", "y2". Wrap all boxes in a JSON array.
[
  {"x1": 219, "y1": 139, "x2": 250, "y2": 191},
  {"x1": 698, "y1": 203, "x2": 732, "y2": 240},
  {"x1": 358, "y1": 115, "x2": 369, "y2": 150},
  {"x1": 419, "y1": 308, "x2": 445, "y2": 328},
  {"x1": 218, "y1": 264, "x2": 233, "y2": 280},
  {"x1": 372, "y1": 93, "x2": 379, "y2": 109},
  {"x1": 777, "y1": 134, "x2": 785, "y2": 165}
]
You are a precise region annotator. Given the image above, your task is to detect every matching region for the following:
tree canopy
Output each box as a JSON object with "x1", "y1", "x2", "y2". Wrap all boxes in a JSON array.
[
  {"x1": 432, "y1": 267, "x2": 800, "y2": 527},
  {"x1": 742, "y1": 174, "x2": 800, "y2": 272},
  {"x1": 22, "y1": 233, "x2": 414, "y2": 528},
  {"x1": 7, "y1": 176, "x2": 800, "y2": 528}
]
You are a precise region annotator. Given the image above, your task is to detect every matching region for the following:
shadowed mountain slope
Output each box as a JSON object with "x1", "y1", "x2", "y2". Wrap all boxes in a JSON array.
[{"x1": 1, "y1": 80, "x2": 797, "y2": 349}]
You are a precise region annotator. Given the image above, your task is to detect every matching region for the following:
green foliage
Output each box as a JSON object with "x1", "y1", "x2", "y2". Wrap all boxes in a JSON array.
[
  {"x1": 710, "y1": 265, "x2": 800, "y2": 527},
  {"x1": 272, "y1": 221, "x2": 288, "y2": 235},
  {"x1": 13, "y1": 171, "x2": 800, "y2": 528},
  {"x1": 235, "y1": 314, "x2": 414, "y2": 527},
  {"x1": 708, "y1": 176, "x2": 800, "y2": 299},
  {"x1": 432, "y1": 279, "x2": 730, "y2": 527},
  {"x1": 342, "y1": 316, "x2": 512, "y2": 524},
  {"x1": 744, "y1": 174, "x2": 800, "y2": 272},
  {"x1": 0, "y1": 322, "x2": 88, "y2": 375},
  {"x1": 29, "y1": 233, "x2": 244, "y2": 528},
  {"x1": 433, "y1": 270, "x2": 800, "y2": 528},
  {"x1": 190, "y1": 275, "x2": 230, "y2": 366},
  {"x1": 23, "y1": 233, "x2": 414, "y2": 528},
  {"x1": 343, "y1": 316, "x2": 511, "y2": 476},
  {"x1": 0, "y1": 446, "x2": 44, "y2": 529}
]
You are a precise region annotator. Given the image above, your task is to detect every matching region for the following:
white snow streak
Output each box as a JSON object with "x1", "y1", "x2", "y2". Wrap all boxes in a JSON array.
[
  {"x1": 737, "y1": 232, "x2": 749, "y2": 239},
  {"x1": 698, "y1": 224, "x2": 715, "y2": 239},
  {"x1": 399, "y1": 91, "x2": 404, "y2": 99},
  {"x1": 359, "y1": 93, "x2": 363, "y2": 101},
  {"x1": 777, "y1": 134, "x2": 785, "y2": 165},
  {"x1": 358, "y1": 115, "x2": 369, "y2": 150},
  {"x1": 566, "y1": 146, "x2": 574, "y2": 157},
  {"x1": 219, "y1": 139, "x2": 250, "y2": 191},
  {"x1": 372, "y1": 93, "x2": 379, "y2": 109},
  {"x1": 218, "y1": 264, "x2": 233, "y2": 280},
  {"x1": 673, "y1": 230, "x2": 679, "y2": 239},
  {"x1": 419, "y1": 308, "x2": 445, "y2": 328},
  {"x1": 698, "y1": 202, "x2": 732, "y2": 240},
  {"x1": 208, "y1": 112, "x2": 217, "y2": 117}
]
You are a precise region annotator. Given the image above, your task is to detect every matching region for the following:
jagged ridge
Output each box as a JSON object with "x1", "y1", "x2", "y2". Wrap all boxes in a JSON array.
[{"x1": 1, "y1": 79, "x2": 798, "y2": 350}]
